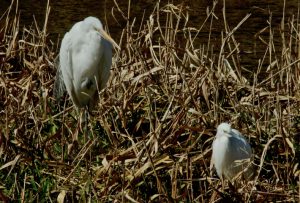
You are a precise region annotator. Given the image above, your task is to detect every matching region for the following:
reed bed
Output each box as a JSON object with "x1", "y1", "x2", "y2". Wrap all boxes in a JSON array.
[{"x1": 0, "y1": 1, "x2": 300, "y2": 202}]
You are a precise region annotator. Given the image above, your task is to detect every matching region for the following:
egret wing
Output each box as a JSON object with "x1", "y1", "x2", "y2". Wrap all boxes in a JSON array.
[
  {"x1": 230, "y1": 130, "x2": 252, "y2": 158},
  {"x1": 212, "y1": 136, "x2": 229, "y2": 177},
  {"x1": 228, "y1": 135, "x2": 252, "y2": 160},
  {"x1": 59, "y1": 32, "x2": 80, "y2": 107},
  {"x1": 99, "y1": 39, "x2": 113, "y2": 90},
  {"x1": 226, "y1": 132, "x2": 254, "y2": 180},
  {"x1": 53, "y1": 55, "x2": 66, "y2": 100}
]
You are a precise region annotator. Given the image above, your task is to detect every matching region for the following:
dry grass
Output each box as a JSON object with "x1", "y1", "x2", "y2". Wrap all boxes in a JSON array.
[{"x1": 1, "y1": 0, "x2": 300, "y2": 202}]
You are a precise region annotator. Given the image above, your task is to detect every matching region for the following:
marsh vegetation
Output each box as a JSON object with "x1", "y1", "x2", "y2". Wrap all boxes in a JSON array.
[{"x1": 0, "y1": 0, "x2": 300, "y2": 202}]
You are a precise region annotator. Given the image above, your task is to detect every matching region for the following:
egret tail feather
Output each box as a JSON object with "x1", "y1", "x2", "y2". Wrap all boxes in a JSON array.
[{"x1": 53, "y1": 56, "x2": 67, "y2": 100}]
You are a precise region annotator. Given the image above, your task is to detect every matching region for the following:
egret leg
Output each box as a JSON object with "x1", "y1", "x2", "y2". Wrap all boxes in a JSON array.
[
  {"x1": 78, "y1": 107, "x2": 89, "y2": 140},
  {"x1": 221, "y1": 176, "x2": 225, "y2": 192},
  {"x1": 85, "y1": 107, "x2": 88, "y2": 139},
  {"x1": 84, "y1": 106, "x2": 92, "y2": 165}
]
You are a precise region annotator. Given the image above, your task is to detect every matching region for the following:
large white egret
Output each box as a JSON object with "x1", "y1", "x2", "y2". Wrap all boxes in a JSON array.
[
  {"x1": 211, "y1": 123, "x2": 254, "y2": 182},
  {"x1": 54, "y1": 16, "x2": 119, "y2": 112}
]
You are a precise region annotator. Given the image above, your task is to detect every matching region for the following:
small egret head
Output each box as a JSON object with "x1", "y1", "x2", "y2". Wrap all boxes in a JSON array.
[{"x1": 216, "y1": 122, "x2": 232, "y2": 137}]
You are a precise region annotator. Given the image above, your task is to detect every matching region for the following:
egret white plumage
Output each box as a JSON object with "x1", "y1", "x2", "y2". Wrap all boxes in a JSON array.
[
  {"x1": 211, "y1": 123, "x2": 254, "y2": 182},
  {"x1": 54, "y1": 16, "x2": 119, "y2": 111}
]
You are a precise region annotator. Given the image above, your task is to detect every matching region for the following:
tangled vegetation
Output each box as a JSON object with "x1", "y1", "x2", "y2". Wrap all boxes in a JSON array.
[{"x1": 0, "y1": 1, "x2": 300, "y2": 202}]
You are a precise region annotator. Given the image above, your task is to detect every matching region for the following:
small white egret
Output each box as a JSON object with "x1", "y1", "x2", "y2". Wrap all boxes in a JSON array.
[
  {"x1": 211, "y1": 123, "x2": 254, "y2": 182},
  {"x1": 54, "y1": 16, "x2": 119, "y2": 112}
]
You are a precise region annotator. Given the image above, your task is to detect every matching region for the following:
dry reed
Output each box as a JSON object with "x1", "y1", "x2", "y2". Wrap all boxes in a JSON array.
[{"x1": 0, "y1": 0, "x2": 299, "y2": 202}]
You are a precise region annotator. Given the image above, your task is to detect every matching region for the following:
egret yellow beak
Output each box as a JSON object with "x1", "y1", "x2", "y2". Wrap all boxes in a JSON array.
[{"x1": 98, "y1": 28, "x2": 120, "y2": 50}]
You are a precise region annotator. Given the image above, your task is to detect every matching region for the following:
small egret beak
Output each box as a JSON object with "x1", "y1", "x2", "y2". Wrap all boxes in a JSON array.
[{"x1": 98, "y1": 28, "x2": 120, "y2": 50}]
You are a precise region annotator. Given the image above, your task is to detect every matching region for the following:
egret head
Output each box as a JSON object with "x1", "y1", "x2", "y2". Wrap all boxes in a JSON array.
[
  {"x1": 84, "y1": 17, "x2": 120, "y2": 50},
  {"x1": 84, "y1": 16, "x2": 103, "y2": 30},
  {"x1": 216, "y1": 122, "x2": 232, "y2": 137}
]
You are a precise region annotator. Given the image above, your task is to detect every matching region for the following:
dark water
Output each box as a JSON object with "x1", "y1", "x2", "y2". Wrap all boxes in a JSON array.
[{"x1": 1, "y1": 0, "x2": 299, "y2": 69}]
